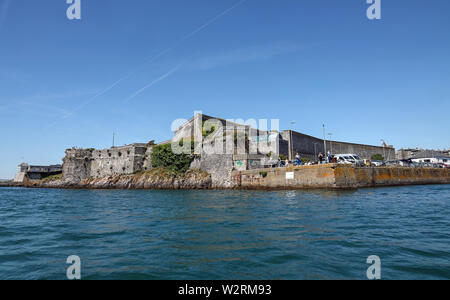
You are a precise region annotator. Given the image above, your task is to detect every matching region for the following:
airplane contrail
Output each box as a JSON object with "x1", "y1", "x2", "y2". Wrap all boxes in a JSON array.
[
  {"x1": 123, "y1": 63, "x2": 183, "y2": 104},
  {"x1": 50, "y1": 0, "x2": 248, "y2": 126}
]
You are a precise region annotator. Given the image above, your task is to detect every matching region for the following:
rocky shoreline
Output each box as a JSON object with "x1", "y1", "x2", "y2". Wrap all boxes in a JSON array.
[
  {"x1": 22, "y1": 168, "x2": 212, "y2": 190},
  {"x1": 7, "y1": 165, "x2": 450, "y2": 191},
  {"x1": 0, "y1": 181, "x2": 19, "y2": 187}
]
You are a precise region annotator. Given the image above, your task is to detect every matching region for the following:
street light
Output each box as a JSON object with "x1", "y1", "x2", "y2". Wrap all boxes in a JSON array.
[
  {"x1": 290, "y1": 121, "x2": 296, "y2": 161},
  {"x1": 328, "y1": 133, "x2": 333, "y2": 154}
]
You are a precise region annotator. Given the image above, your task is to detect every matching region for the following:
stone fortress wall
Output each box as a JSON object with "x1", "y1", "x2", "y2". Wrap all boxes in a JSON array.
[
  {"x1": 63, "y1": 143, "x2": 154, "y2": 182},
  {"x1": 281, "y1": 131, "x2": 395, "y2": 161},
  {"x1": 61, "y1": 113, "x2": 396, "y2": 187}
]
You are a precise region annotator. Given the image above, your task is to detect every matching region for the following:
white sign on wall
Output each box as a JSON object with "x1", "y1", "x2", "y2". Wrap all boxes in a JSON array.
[{"x1": 286, "y1": 172, "x2": 294, "y2": 180}]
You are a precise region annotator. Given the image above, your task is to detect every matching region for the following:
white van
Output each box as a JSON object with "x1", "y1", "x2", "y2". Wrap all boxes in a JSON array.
[{"x1": 334, "y1": 154, "x2": 365, "y2": 167}]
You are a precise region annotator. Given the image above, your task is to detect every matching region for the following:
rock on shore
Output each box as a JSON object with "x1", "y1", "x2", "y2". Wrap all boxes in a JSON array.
[
  {"x1": 0, "y1": 181, "x2": 18, "y2": 187},
  {"x1": 25, "y1": 168, "x2": 212, "y2": 190}
]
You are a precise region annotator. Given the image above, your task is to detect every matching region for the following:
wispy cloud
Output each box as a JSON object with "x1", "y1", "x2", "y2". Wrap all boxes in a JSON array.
[
  {"x1": 186, "y1": 44, "x2": 307, "y2": 71},
  {"x1": 123, "y1": 63, "x2": 182, "y2": 104},
  {"x1": 48, "y1": 0, "x2": 249, "y2": 124},
  {"x1": 0, "y1": 89, "x2": 99, "y2": 117},
  {"x1": 0, "y1": 0, "x2": 11, "y2": 31}
]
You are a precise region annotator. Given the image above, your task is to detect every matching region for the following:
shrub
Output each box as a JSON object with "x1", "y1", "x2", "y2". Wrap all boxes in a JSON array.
[
  {"x1": 150, "y1": 141, "x2": 195, "y2": 173},
  {"x1": 371, "y1": 154, "x2": 384, "y2": 161},
  {"x1": 41, "y1": 174, "x2": 62, "y2": 183},
  {"x1": 260, "y1": 171, "x2": 268, "y2": 178}
]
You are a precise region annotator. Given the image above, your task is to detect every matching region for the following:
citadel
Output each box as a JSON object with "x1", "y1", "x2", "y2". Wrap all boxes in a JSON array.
[{"x1": 14, "y1": 112, "x2": 397, "y2": 188}]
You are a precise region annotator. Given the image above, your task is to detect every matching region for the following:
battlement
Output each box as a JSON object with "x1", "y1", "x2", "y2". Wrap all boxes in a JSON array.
[{"x1": 62, "y1": 143, "x2": 154, "y2": 182}]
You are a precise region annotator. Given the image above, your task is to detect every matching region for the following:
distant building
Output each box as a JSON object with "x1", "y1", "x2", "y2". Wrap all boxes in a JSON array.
[
  {"x1": 411, "y1": 155, "x2": 450, "y2": 166},
  {"x1": 396, "y1": 148, "x2": 450, "y2": 160},
  {"x1": 13, "y1": 163, "x2": 62, "y2": 183}
]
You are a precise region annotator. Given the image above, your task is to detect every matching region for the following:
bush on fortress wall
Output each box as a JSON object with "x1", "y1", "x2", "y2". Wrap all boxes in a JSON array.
[
  {"x1": 150, "y1": 142, "x2": 195, "y2": 173},
  {"x1": 371, "y1": 154, "x2": 385, "y2": 161}
]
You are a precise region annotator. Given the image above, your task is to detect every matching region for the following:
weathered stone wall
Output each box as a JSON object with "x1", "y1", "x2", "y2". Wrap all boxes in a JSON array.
[
  {"x1": 63, "y1": 144, "x2": 153, "y2": 183},
  {"x1": 142, "y1": 146, "x2": 153, "y2": 171},
  {"x1": 282, "y1": 131, "x2": 395, "y2": 161},
  {"x1": 329, "y1": 141, "x2": 395, "y2": 161},
  {"x1": 234, "y1": 164, "x2": 337, "y2": 189},
  {"x1": 233, "y1": 164, "x2": 450, "y2": 189},
  {"x1": 63, "y1": 149, "x2": 94, "y2": 182},
  {"x1": 281, "y1": 131, "x2": 325, "y2": 160},
  {"x1": 89, "y1": 144, "x2": 147, "y2": 178},
  {"x1": 334, "y1": 165, "x2": 450, "y2": 188},
  {"x1": 200, "y1": 153, "x2": 235, "y2": 188}
]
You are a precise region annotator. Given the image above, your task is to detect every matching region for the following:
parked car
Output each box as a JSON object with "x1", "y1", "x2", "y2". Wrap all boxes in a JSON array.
[
  {"x1": 334, "y1": 154, "x2": 365, "y2": 167},
  {"x1": 398, "y1": 159, "x2": 414, "y2": 167},
  {"x1": 371, "y1": 160, "x2": 384, "y2": 167}
]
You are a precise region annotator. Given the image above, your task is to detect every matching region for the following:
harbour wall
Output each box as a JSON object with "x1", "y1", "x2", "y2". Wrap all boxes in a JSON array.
[
  {"x1": 281, "y1": 131, "x2": 396, "y2": 161},
  {"x1": 232, "y1": 164, "x2": 450, "y2": 189}
]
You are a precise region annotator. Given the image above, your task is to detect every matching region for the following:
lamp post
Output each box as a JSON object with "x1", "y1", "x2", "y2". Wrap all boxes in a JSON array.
[
  {"x1": 328, "y1": 133, "x2": 333, "y2": 154},
  {"x1": 290, "y1": 121, "x2": 296, "y2": 161},
  {"x1": 323, "y1": 124, "x2": 327, "y2": 157}
]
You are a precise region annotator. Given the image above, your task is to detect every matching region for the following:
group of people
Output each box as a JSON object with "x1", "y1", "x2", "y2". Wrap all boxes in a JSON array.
[
  {"x1": 268, "y1": 151, "x2": 334, "y2": 168},
  {"x1": 270, "y1": 153, "x2": 304, "y2": 168},
  {"x1": 318, "y1": 151, "x2": 333, "y2": 164}
]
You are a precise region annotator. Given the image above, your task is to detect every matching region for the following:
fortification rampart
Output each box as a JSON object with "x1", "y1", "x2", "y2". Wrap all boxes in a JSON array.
[
  {"x1": 63, "y1": 143, "x2": 154, "y2": 182},
  {"x1": 232, "y1": 164, "x2": 450, "y2": 189},
  {"x1": 282, "y1": 131, "x2": 395, "y2": 161}
]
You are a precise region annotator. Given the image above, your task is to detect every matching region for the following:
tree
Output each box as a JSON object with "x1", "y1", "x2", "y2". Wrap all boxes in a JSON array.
[
  {"x1": 371, "y1": 154, "x2": 384, "y2": 161},
  {"x1": 150, "y1": 142, "x2": 195, "y2": 173}
]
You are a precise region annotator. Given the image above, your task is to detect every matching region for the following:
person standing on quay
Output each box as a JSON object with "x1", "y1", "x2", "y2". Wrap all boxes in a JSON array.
[
  {"x1": 296, "y1": 153, "x2": 302, "y2": 166},
  {"x1": 318, "y1": 152, "x2": 324, "y2": 164}
]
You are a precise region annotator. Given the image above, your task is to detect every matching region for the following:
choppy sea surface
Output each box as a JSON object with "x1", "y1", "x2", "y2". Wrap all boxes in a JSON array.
[{"x1": 0, "y1": 185, "x2": 449, "y2": 280}]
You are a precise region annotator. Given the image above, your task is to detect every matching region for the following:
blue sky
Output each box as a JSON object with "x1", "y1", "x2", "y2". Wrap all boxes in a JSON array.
[{"x1": 0, "y1": 0, "x2": 449, "y2": 178}]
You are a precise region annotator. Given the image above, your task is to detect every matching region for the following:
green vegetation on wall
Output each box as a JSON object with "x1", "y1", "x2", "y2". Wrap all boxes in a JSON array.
[
  {"x1": 371, "y1": 154, "x2": 385, "y2": 161},
  {"x1": 150, "y1": 141, "x2": 195, "y2": 173}
]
